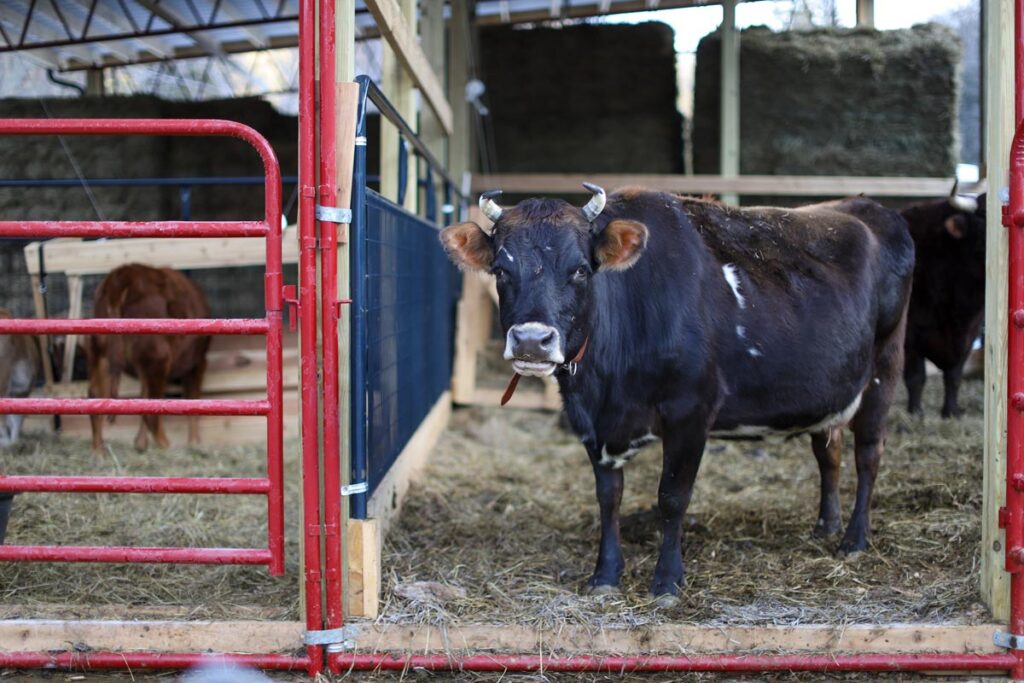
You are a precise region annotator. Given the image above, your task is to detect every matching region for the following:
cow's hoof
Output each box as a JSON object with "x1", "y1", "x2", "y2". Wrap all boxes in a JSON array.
[
  {"x1": 813, "y1": 519, "x2": 842, "y2": 538},
  {"x1": 586, "y1": 583, "x2": 620, "y2": 597},
  {"x1": 837, "y1": 539, "x2": 867, "y2": 559},
  {"x1": 651, "y1": 593, "x2": 680, "y2": 609}
]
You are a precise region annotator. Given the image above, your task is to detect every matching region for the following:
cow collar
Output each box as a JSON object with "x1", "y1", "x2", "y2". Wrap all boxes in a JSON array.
[{"x1": 500, "y1": 337, "x2": 589, "y2": 407}]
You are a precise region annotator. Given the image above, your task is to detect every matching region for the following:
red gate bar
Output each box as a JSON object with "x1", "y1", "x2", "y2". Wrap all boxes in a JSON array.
[
  {"x1": 0, "y1": 116, "x2": 287, "y2": 580},
  {"x1": 0, "y1": 220, "x2": 267, "y2": 239},
  {"x1": 0, "y1": 398, "x2": 269, "y2": 415},
  {"x1": 0, "y1": 318, "x2": 269, "y2": 335},
  {"x1": 0, "y1": 476, "x2": 269, "y2": 494},
  {"x1": 0, "y1": 652, "x2": 310, "y2": 672},
  {"x1": 0, "y1": 546, "x2": 272, "y2": 564}
]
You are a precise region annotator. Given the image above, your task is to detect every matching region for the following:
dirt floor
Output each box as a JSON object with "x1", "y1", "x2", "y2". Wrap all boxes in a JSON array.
[{"x1": 0, "y1": 371, "x2": 991, "y2": 681}]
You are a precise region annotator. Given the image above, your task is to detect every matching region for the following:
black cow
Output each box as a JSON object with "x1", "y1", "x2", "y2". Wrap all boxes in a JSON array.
[
  {"x1": 901, "y1": 189, "x2": 986, "y2": 418},
  {"x1": 441, "y1": 186, "x2": 914, "y2": 601}
]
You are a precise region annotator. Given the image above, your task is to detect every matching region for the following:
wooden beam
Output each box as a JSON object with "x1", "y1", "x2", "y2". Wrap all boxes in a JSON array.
[
  {"x1": 472, "y1": 174, "x2": 986, "y2": 198},
  {"x1": 23, "y1": 233, "x2": 300, "y2": 277},
  {"x1": 856, "y1": 0, "x2": 875, "y2": 28},
  {"x1": 346, "y1": 519, "x2": 381, "y2": 619},
  {"x1": 451, "y1": 272, "x2": 492, "y2": 404},
  {"x1": 720, "y1": 0, "x2": 740, "y2": 205},
  {"x1": 420, "y1": 0, "x2": 448, "y2": 219},
  {"x1": 0, "y1": 619, "x2": 303, "y2": 654},
  {"x1": 981, "y1": 0, "x2": 1012, "y2": 623},
  {"x1": 449, "y1": 0, "x2": 473, "y2": 207},
  {"x1": 365, "y1": 0, "x2": 454, "y2": 135},
  {"x1": 473, "y1": 0, "x2": 765, "y2": 27},
  {"x1": 350, "y1": 622, "x2": 1004, "y2": 656},
  {"x1": 379, "y1": 0, "x2": 419, "y2": 210}
]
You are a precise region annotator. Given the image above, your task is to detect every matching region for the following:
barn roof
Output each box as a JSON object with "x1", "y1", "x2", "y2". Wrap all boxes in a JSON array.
[{"x1": 2, "y1": 0, "x2": 756, "y2": 71}]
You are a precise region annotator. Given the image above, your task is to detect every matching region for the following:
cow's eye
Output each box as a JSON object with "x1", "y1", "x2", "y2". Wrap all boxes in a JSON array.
[
  {"x1": 571, "y1": 265, "x2": 590, "y2": 282},
  {"x1": 492, "y1": 266, "x2": 510, "y2": 284}
]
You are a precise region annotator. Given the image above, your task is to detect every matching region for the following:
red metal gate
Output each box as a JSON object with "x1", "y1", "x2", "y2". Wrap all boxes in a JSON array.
[{"x1": 0, "y1": 120, "x2": 287, "y2": 572}]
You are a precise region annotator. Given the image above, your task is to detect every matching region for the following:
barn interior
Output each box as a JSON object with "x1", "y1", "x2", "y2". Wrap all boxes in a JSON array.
[{"x1": 0, "y1": 0, "x2": 1012, "y2": 678}]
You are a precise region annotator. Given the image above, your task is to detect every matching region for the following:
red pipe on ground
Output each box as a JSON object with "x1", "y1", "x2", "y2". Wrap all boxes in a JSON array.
[
  {"x1": 0, "y1": 475, "x2": 269, "y2": 494},
  {"x1": 0, "y1": 318, "x2": 269, "y2": 335},
  {"x1": 0, "y1": 652, "x2": 309, "y2": 671},
  {"x1": 0, "y1": 546, "x2": 272, "y2": 565},
  {"x1": 0, "y1": 397, "x2": 269, "y2": 415},
  {"x1": 329, "y1": 652, "x2": 1015, "y2": 674},
  {"x1": 297, "y1": 0, "x2": 325, "y2": 674},
  {"x1": 318, "y1": 0, "x2": 345, "y2": 637}
]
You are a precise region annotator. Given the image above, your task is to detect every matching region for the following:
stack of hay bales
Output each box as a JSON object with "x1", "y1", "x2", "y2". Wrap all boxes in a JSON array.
[
  {"x1": 479, "y1": 22, "x2": 684, "y2": 178},
  {"x1": 692, "y1": 23, "x2": 961, "y2": 195}
]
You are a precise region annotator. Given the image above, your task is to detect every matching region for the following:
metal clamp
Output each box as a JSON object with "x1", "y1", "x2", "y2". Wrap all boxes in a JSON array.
[
  {"x1": 341, "y1": 482, "x2": 368, "y2": 496},
  {"x1": 304, "y1": 624, "x2": 359, "y2": 651},
  {"x1": 316, "y1": 205, "x2": 353, "y2": 224},
  {"x1": 1001, "y1": 186, "x2": 1011, "y2": 204},
  {"x1": 994, "y1": 631, "x2": 1024, "y2": 650},
  {"x1": 355, "y1": 135, "x2": 367, "y2": 147}
]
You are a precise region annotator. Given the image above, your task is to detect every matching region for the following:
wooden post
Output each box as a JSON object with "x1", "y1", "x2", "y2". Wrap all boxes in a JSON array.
[
  {"x1": 719, "y1": 0, "x2": 740, "y2": 206},
  {"x1": 449, "y1": 0, "x2": 472, "y2": 200},
  {"x1": 420, "y1": 0, "x2": 447, "y2": 220},
  {"x1": 380, "y1": 0, "x2": 419, "y2": 213},
  {"x1": 980, "y1": 0, "x2": 1012, "y2": 622},
  {"x1": 62, "y1": 275, "x2": 84, "y2": 386},
  {"x1": 855, "y1": 0, "x2": 874, "y2": 28},
  {"x1": 85, "y1": 69, "x2": 104, "y2": 96}
]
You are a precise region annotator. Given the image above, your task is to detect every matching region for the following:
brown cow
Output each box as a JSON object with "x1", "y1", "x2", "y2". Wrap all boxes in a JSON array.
[
  {"x1": 0, "y1": 308, "x2": 44, "y2": 448},
  {"x1": 87, "y1": 264, "x2": 211, "y2": 452}
]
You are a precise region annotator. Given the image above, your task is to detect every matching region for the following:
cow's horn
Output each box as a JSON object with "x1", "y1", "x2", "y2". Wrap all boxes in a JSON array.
[
  {"x1": 479, "y1": 190, "x2": 503, "y2": 226},
  {"x1": 581, "y1": 182, "x2": 606, "y2": 222},
  {"x1": 949, "y1": 178, "x2": 978, "y2": 212}
]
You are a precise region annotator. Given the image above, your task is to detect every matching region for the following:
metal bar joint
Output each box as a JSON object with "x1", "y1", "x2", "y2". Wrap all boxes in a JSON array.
[
  {"x1": 316, "y1": 205, "x2": 352, "y2": 224},
  {"x1": 341, "y1": 482, "x2": 368, "y2": 496},
  {"x1": 995, "y1": 631, "x2": 1024, "y2": 650},
  {"x1": 304, "y1": 625, "x2": 358, "y2": 649}
]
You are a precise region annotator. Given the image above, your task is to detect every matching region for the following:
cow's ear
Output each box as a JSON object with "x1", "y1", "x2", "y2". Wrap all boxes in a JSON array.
[
  {"x1": 440, "y1": 222, "x2": 494, "y2": 271},
  {"x1": 595, "y1": 219, "x2": 648, "y2": 271},
  {"x1": 944, "y1": 214, "x2": 967, "y2": 239}
]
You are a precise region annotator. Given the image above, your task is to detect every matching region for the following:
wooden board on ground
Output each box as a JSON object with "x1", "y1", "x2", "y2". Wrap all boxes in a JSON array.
[{"x1": 351, "y1": 622, "x2": 1004, "y2": 656}]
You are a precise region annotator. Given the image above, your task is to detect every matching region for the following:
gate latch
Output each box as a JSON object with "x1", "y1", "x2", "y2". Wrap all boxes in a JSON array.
[
  {"x1": 995, "y1": 631, "x2": 1024, "y2": 650},
  {"x1": 304, "y1": 624, "x2": 359, "y2": 652},
  {"x1": 283, "y1": 285, "x2": 299, "y2": 332}
]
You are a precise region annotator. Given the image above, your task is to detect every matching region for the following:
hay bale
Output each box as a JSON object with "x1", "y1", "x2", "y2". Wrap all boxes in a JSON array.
[
  {"x1": 480, "y1": 23, "x2": 685, "y2": 175},
  {"x1": 692, "y1": 24, "x2": 961, "y2": 179}
]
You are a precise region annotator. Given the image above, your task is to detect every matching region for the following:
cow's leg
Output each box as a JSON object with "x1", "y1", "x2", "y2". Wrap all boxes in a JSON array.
[
  {"x1": 133, "y1": 373, "x2": 150, "y2": 453},
  {"x1": 587, "y1": 452, "x2": 625, "y2": 593},
  {"x1": 181, "y1": 358, "x2": 206, "y2": 447},
  {"x1": 840, "y1": 334, "x2": 902, "y2": 556},
  {"x1": 143, "y1": 362, "x2": 172, "y2": 451},
  {"x1": 810, "y1": 427, "x2": 843, "y2": 537},
  {"x1": 651, "y1": 410, "x2": 708, "y2": 600},
  {"x1": 88, "y1": 354, "x2": 111, "y2": 452},
  {"x1": 903, "y1": 345, "x2": 926, "y2": 415},
  {"x1": 6, "y1": 414, "x2": 23, "y2": 446},
  {"x1": 941, "y1": 363, "x2": 965, "y2": 419}
]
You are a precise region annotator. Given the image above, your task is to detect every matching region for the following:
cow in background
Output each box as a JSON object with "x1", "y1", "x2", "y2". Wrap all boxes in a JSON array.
[
  {"x1": 901, "y1": 184, "x2": 986, "y2": 418},
  {"x1": 0, "y1": 308, "x2": 43, "y2": 447},
  {"x1": 87, "y1": 264, "x2": 211, "y2": 452}
]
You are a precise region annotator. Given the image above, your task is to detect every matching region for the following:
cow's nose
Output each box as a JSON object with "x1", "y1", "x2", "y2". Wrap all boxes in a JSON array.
[{"x1": 506, "y1": 323, "x2": 561, "y2": 361}]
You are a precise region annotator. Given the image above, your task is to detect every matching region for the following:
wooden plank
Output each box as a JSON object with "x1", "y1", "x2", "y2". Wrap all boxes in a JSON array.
[
  {"x1": 448, "y1": 0, "x2": 472, "y2": 202},
  {"x1": 378, "y1": 0, "x2": 417, "y2": 211},
  {"x1": 346, "y1": 519, "x2": 381, "y2": 619},
  {"x1": 472, "y1": 174, "x2": 986, "y2": 198},
  {"x1": 366, "y1": 391, "x2": 451, "y2": 537},
  {"x1": 364, "y1": 0, "x2": 454, "y2": 135},
  {"x1": 719, "y1": 0, "x2": 739, "y2": 205},
  {"x1": 471, "y1": 386, "x2": 555, "y2": 411},
  {"x1": 451, "y1": 272, "x2": 491, "y2": 404},
  {"x1": 0, "y1": 619, "x2": 303, "y2": 654},
  {"x1": 61, "y1": 275, "x2": 84, "y2": 386},
  {"x1": 856, "y1": 0, "x2": 875, "y2": 28},
  {"x1": 23, "y1": 231, "x2": 300, "y2": 276},
  {"x1": 351, "y1": 622, "x2": 1005, "y2": 656},
  {"x1": 981, "y1": 0, "x2": 1012, "y2": 623}
]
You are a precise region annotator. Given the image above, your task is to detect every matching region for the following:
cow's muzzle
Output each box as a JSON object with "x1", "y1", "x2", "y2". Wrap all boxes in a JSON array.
[{"x1": 504, "y1": 322, "x2": 564, "y2": 376}]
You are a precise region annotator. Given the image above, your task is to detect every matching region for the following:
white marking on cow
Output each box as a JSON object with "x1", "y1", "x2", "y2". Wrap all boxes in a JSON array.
[
  {"x1": 736, "y1": 325, "x2": 746, "y2": 339},
  {"x1": 598, "y1": 432, "x2": 659, "y2": 469},
  {"x1": 498, "y1": 246, "x2": 515, "y2": 262},
  {"x1": 748, "y1": 348, "x2": 762, "y2": 357},
  {"x1": 710, "y1": 392, "x2": 864, "y2": 441},
  {"x1": 722, "y1": 264, "x2": 746, "y2": 309},
  {"x1": 503, "y1": 322, "x2": 564, "y2": 363}
]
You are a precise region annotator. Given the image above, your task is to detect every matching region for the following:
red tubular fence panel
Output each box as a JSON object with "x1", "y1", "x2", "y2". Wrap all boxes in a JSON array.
[{"x1": 0, "y1": 118, "x2": 287, "y2": 578}]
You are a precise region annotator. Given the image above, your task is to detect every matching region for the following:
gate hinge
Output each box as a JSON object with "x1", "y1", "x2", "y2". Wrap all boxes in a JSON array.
[
  {"x1": 316, "y1": 205, "x2": 353, "y2": 225},
  {"x1": 995, "y1": 631, "x2": 1024, "y2": 650},
  {"x1": 336, "y1": 299, "x2": 352, "y2": 316},
  {"x1": 282, "y1": 285, "x2": 299, "y2": 332},
  {"x1": 1000, "y1": 506, "x2": 1009, "y2": 529},
  {"x1": 341, "y1": 482, "x2": 368, "y2": 496},
  {"x1": 304, "y1": 624, "x2": 359, "y2": 652}
]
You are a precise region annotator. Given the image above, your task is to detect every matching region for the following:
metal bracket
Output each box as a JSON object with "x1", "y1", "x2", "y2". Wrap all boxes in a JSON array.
[
  {"x1": 282, "y1": 285, "x2": 299, "y2": 333},
  {"x1": 341, "y1": 482, "x2": 368, "y2": 496},
  {"x1": 316, "y1": 205, "x2": 352, "y2": 224},
  {"x1": 1001, "y1": 186, "x2": 1011, "y2": 204},
  {"x1": 995, "y1": 631, "x2": 1024, "y2": 650},
  {"x1": 304, "y1": 624, "x2": 359, "y2": 651},
  {"x1": 355, "y1": 135, "x2": 367, "y2": 147}
]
